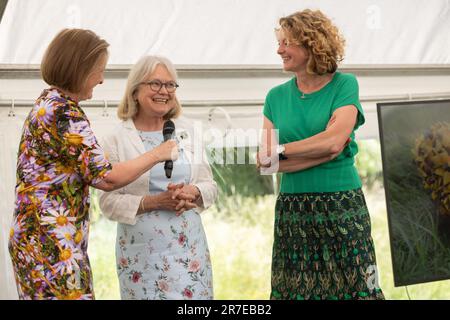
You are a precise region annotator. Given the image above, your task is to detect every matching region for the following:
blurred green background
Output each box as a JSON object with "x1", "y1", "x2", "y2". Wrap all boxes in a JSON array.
[{"x1": 88, "y1": 140, "x2": 450, "y2": 299}]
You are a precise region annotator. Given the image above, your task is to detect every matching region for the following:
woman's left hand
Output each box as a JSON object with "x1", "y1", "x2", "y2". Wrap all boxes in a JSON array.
[
  {"x1": 168, "y1": 183, "x2": 200, "y2": 200},
  {"x1": 256, "y1": 148, "x2": 278, "y2": 169},
  {"x1": 174, "y1": 199, "x2": 197, "y2": 216},
  {"x1": 167, "y1": 183, "x2": 201, "y2": 215}
]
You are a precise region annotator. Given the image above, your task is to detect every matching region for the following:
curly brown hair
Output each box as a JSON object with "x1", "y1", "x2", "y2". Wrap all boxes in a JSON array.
[{"x1": 278, "y1": 9, "x2": 345, "y2": 75}]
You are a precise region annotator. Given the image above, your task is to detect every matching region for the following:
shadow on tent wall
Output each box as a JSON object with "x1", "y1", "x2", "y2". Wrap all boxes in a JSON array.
[{"x1": 0, "y1": 1, "x2": 8, "y2": 24}]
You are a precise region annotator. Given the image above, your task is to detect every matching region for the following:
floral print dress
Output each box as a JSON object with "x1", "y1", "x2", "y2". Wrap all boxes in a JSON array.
[
  {"x1": 8, "y1": 88, "x2": 112, "y2": 300},
  {"x1": 116, "y1": 131, "x2": 213, "y2": 300}
]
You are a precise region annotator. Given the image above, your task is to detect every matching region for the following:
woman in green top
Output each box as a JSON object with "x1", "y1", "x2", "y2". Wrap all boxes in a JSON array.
[{"x1": 258, "y1": 9, "x2": 384, "y2": 300}]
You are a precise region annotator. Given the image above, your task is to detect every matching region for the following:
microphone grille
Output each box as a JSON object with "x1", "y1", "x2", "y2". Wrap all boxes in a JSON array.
[
  {"x1": 163, "y1": 120, "x2": 175, "y2": 134},
  {"x1": 163, "y1": 120, "x2": 175, "y2": 139}
]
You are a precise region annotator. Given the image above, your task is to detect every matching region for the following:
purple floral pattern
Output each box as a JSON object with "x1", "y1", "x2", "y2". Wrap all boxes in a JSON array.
[{"x1": 8, "y1": 88, "x2": 112, "y2": 300}]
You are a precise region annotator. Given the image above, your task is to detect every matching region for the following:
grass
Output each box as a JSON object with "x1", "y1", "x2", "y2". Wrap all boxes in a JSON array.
[
  {"x1": 88, "y1": 218, "x2": 120, "y2": 300},
  {"x1": 202, "y1": 196, "x2": 274, "y2": 299},
  {"x1": 88, "y1": 187, "x2": 450, "y2": 300},
  {"x1": 379, "y1": 115, "x2": 450, "y2": 285},
  {"x1": 367, "y1": 186, "x2": 450, "y2": 299}
]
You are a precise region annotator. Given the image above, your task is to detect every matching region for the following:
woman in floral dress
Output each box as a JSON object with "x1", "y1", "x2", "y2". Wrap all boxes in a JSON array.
[
  {"x1": 99, "y1": 55, "x2": 217, "y2": 299},
  {"x1": 8, "y1": 29, "x2": 177, "y2": 300}
]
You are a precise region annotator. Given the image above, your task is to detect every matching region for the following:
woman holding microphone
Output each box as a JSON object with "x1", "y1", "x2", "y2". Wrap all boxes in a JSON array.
[{"x1": 8, "y1": 29, "x2": 177, "y2": 300}]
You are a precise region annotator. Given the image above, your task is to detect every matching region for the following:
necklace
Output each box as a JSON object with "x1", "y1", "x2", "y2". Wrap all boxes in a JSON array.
[{"x1": 298, "y1": 74, "x2": 333, "y2": 99}]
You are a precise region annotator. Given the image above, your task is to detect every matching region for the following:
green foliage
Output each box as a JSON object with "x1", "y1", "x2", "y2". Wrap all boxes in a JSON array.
[
  {"x1": 380, "y1": 126, "x2": 450, "y2": 285},
  {"x1": 87, "y1": 139, "x2": 450, "y2": 299},
  {"x1": 88, "y1": 217, "x2": 120, "y2": 300},
  {"x1": 89, "y1": 191, "x2": 450, "y2": 300},
  {"x1": 208, "y1": 147, "x2": 274, "y2": 205},
  {"x1": 89, "y1": 188, "x2": 102, "y2": 224},
  {"x1": 208, "y1": 141, "x2": 384, "y2": 201},
  {"x1": 354, "y1": 139, "x2": 383, "y2": 190},
  {"x1": 369, "y1": 190, "x2": 450, "y2": 299},
  {"x1": 202, "y1": 195, "x2": 275, "y2": 299}
]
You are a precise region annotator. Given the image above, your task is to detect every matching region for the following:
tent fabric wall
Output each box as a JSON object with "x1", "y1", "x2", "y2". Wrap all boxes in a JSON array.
[
  {"x1": 1, "y1": 0, "x2": 449, "y2": 65},
  {"x1": 0, "y1": 113, "x2": 23, "y2": 299},
  {"x1": 1, "y1": 66, "x2": 450, "y2": 142}
]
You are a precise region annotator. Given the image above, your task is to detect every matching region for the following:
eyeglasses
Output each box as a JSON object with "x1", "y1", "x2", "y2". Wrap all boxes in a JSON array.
[{"x1": 140, "y1": 79, "x2": 179, "y2": 93}]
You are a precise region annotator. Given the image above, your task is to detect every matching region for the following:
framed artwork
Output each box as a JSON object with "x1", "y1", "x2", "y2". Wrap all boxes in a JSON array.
[{"x1": 377, "y1": 99, "x2": 450, "y2": 286}]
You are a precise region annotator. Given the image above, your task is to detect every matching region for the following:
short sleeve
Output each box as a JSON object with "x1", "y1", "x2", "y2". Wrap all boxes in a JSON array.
[
  {"x1": 332, "y1": 74, "x2": 365, "y2": 131},
  {"x1": 263, "y1": 92, "x2": 273, "y2": 122},
  {"x1": 55, "y1": 104, "x2": 112, "y2": 186}
]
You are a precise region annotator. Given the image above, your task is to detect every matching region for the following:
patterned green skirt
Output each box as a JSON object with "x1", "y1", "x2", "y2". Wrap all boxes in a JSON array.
[{"x1": 271, "y1": 189, "x2": 384, "y2": 300}]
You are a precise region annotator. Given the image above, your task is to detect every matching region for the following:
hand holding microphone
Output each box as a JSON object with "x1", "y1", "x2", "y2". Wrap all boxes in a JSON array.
[
  {"x1": 154, "y1": 140, "x2": 178, "y2": 161},
  {"x1": 153, "y1": 120, "x2": 178, "y2": 169},
  {"x1": 163, "y1": 120, "x2": 176, "y2": 178}
]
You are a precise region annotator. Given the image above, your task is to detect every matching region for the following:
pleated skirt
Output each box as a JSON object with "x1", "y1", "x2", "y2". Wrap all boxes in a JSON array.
[{"x1": 271, "y1": 188, "x2": 384, "y2": 300}]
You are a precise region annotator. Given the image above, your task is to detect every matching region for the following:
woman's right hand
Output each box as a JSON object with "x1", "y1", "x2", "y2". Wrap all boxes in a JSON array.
[
  {"x1": 152, "y1": 191, "x2": 182, "y2": 211},
  {"x1": 256, "y1": 147, "x2": 277, "y2": 169},
  {"x1": 153, "y1": 140, "x2": 178, "y2": 162},
  {"x1": 149, "y1": 190, "x2": 196, "y2": 213}
]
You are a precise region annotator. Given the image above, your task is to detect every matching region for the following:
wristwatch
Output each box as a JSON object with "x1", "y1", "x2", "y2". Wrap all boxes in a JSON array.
[{"x1": 276, "y1": 144, "x2": 288, "y2": 160}]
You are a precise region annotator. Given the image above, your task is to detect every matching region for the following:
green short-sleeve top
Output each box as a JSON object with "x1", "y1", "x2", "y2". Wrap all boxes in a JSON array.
[{"x1": 263, "y1": 72, "x2": 365, "y2": 193}]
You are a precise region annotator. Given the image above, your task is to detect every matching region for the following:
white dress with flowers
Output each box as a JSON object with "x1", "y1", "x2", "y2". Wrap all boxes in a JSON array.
[{"x1": 115, "y1": 131, "x2": 213, "y2": 300}]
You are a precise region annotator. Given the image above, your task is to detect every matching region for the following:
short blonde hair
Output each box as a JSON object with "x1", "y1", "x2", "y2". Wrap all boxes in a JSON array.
[
  {"x1": 278, "y1": 9, "x2": 345, "y2": 75},
  {"x1": 118, "y1": 55, "x2": 182, "y2": 121},
  {"x1": 41, "y1": 28, "x2": 109, "y2": 93}
]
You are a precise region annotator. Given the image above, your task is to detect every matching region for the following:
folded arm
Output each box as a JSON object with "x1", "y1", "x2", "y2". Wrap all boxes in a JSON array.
[
  {"x1": 258, "y1": 106, "x2": 356, "y2": 173},
  {"x1": 277, "y1": 153, "x2": 341, "y2": 173},
  {"x1": 283, "y1": 105, "x2": 357, "y2": 159}
]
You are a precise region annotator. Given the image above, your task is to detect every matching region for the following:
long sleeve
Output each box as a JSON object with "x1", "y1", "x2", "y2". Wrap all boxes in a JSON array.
[
  {"x1": 191, "y1": 149, "x2": 218, "y2": 213},
  {"x1": 98, "y1": 133, "x2": 142, "y2": 225}
]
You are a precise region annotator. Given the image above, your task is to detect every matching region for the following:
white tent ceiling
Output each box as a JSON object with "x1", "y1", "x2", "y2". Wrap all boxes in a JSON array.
[{"x1": 1, "y1": 0, "x2": 449, "y2": 65}]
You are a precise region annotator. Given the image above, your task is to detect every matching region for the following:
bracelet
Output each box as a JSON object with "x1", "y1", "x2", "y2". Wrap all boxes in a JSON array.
[{"x1": 140, "y1": 196, "x2": 146, "y2": 212}]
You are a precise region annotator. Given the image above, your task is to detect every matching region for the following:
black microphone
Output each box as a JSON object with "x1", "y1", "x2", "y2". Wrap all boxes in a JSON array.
[{"x1": 163, "y1": 120, "x2": 175, "y2": 178}]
